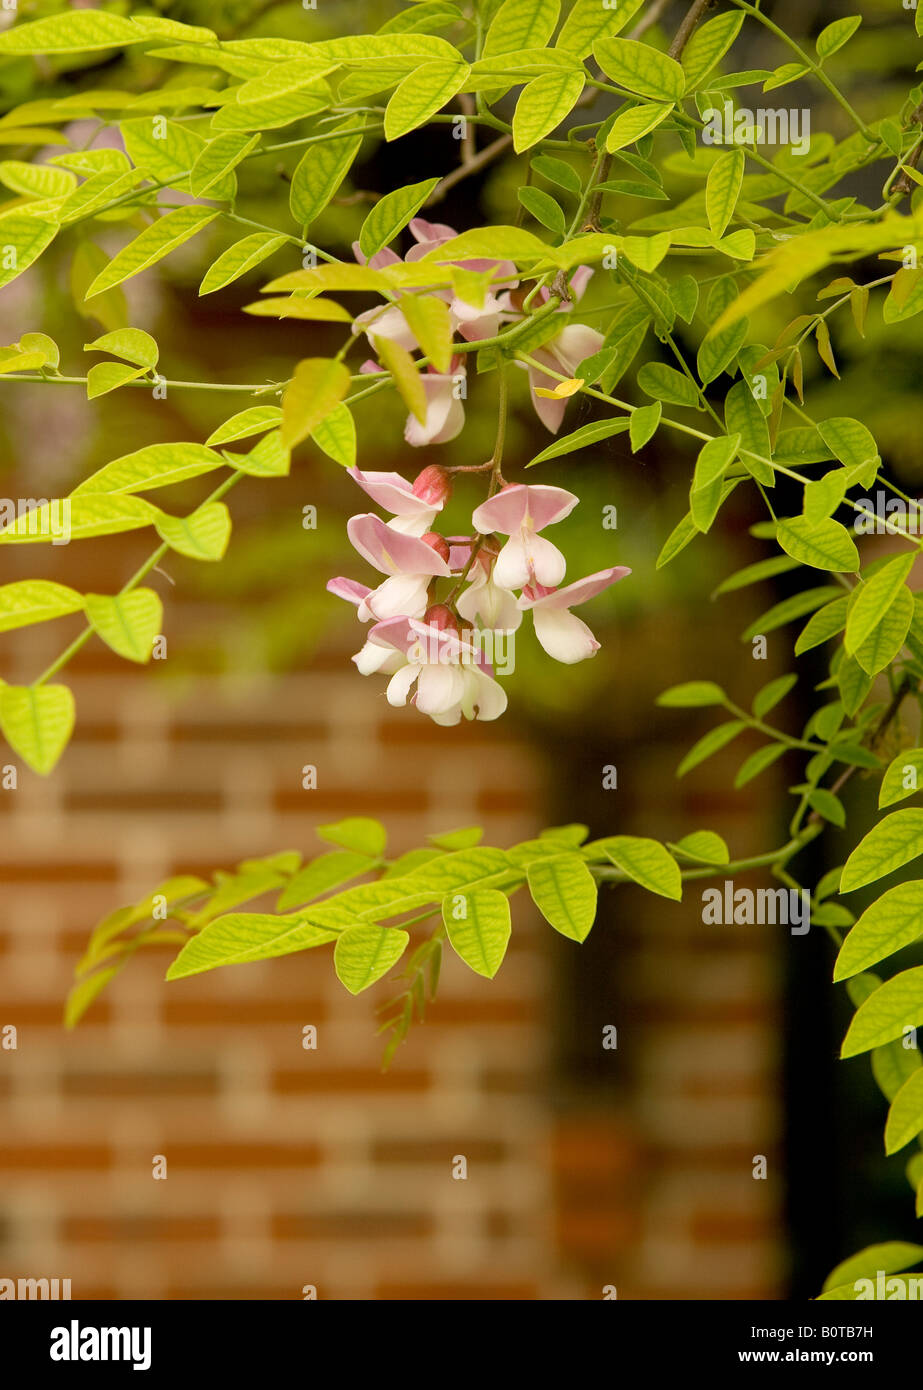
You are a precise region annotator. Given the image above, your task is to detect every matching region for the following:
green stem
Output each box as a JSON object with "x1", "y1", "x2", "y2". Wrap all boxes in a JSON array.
[{"x1": 32, "y1": 472, "x2": 243, "y2": 688}]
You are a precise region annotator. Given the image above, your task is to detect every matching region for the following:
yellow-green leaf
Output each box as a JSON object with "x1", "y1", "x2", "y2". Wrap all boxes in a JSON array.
[
  {"x1": 0, "y1": 683, "x2": 75, "y2": 775},
  {"x1": 85, "y1": 206, "x2": 219, "y2": 298},
  {"x1": 85, "y1": 589, "x2": 163, "y2": 664},
  {"x1": 281, "y1": 358, "x2": 351, "y2": 448}
]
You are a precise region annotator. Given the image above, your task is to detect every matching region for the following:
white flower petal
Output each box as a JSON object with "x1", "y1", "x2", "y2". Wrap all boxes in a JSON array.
[
  {"x1": 386, "y1": 664, "x2": 419, "y2": 706},
  {"x1": 532, "y1": 606, "x2": 600, "y2": 663}
]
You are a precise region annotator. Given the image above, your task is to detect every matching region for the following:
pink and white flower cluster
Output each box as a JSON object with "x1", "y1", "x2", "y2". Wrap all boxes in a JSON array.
[
  {"x1": 328, "y1": 467, "x2": 630, "y2": 726},
  {"x1": 353, "y1": 218, "x2": 605, "y2": 444}
]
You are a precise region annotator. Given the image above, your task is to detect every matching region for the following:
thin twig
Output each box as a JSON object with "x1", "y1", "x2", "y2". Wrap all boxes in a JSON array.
[
  {"x1": 669, "y1": 0, "x2": 716, "y2": 59},
  {"x1": 426, "y1": 133, "x2": 514, "y2": 206}
]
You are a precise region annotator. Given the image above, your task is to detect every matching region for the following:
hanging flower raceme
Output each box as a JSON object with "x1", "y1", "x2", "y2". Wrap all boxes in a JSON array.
[{"x1": 328, "y1": 461, "x2": 629, "y2": 722}]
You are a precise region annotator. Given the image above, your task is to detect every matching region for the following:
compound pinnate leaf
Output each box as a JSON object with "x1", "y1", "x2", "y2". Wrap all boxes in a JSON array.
[{"x1": 0, "y1": 683, "x2": 75, "y2": 775}]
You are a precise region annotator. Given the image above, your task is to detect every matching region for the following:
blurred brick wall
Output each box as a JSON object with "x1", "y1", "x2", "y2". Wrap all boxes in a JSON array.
[{"x1": 0, "y1": 528, "x2": 789, "y2": 1300}]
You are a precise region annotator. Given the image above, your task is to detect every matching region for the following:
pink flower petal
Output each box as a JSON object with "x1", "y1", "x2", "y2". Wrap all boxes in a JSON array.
[
  {"x1": 347, "y1": 513, "x2": 451, "y2": 577},
  {"x1": 520, "y1": 566, "x2": 632, "y2": 611},
  {"x1": 410, "y1": 217, "x2": 457, "y2": 243},
  {"x1": 348, "y1": 467, "x2": 441, "y2": 518},
  {"x1": 327, "y1": 576, "x2": 372, "y2": 606}
]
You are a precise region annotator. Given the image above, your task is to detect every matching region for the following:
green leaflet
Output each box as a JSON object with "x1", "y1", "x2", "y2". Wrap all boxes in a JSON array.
[
  {"x1": 593, "y1": 37, "x2": 685, "y2": 102},
  {"x1": 443, "y1": 888, "x2": 512, "y2": 977},
  {"x1": 681, "y1": 12, "x2": 745, "y2": 90},
  {"x1": 84, "y1": 327, "x2": 159, "y2": 369},
  {"x1": 555, "y1": 0, "x2": 643, "y2": 58},
  {"x1": 0, "y1": 580, "x2": 84, "y2": 633},
  {"x1": 775, "y1": 515, "x2": 860, "y2": 573},
  {"x1": 154, "y1": 503, "x2": 231, "y2": 562},
  {"x1": 167, "y1": 913, "x2": 340, "y2": 980},
  {"x1": 821, "y1": 1242, "x2": 923, "y2": 1294},
  {"x1": 0, "y1": 496, "x2": 160, "y2": 543},
  {"x1": 482, "y1": 0, "x2": 561, "y2": 57},
  {"x1": 690, "y1": 434, "x2": 740, "y2": 532},
  {"x1": 605, "y1": 102, "x2": 673, "y2": 153},
  {"x1": 199, "y1": 232, "x2": 288, "y2": 296},
  {"x1": 637, "y1": 362, "x2": 699, "y2": 408},
  {"x1": 885, "y1": 1070, "x2": 923, "y2": 1154},
  {"x1": 512, "y1": 69, "x2": 586, "y2": 153},
  {"x1": 120, "y1": 117, "x2": 235, "y2": 199},
  {"x1": 841, "y1": 967, "x2": 923, "y2": 1056},
  {"x1": 310, "y1": 404, "x2": 357, "y2": 468},
  {"x1": 527, "y1": 417, "x2": 630, "y2": 466},
  {"x1": 85, "y1": 206, "x2": 219, "y2": 298},
  {"x1": 0, "y1": 11, "x2": 141, "y2": 53},
  {"x1": 399, "y1": 295, "x2": 454, "y2": 373},
  {"x1": 0, "y1": 683, "x2": 75, "y2": 776},
  {"x1": 879, "y1": 748, "x2": 923, "y2": 809},
  {"x1": 841, "y1": 809, "x2": 923, "y2": 893},
  {"x1": 74, "y1": 442, "x2": 224, "y2": 495},
  {"x1": 318, "y1": 816, "x2": 388, "y2": 857},
  {"x1": 385, "y1": 62, "x2": 470, "y2": 141},
  {"x1": 277, "y1": 850, "x2": 380, "y2": 911},
  {"x1": 205, "y1": 407, "x2": 282, "y2": 448},
  {"x1": 85, "y1": 590, "x2": 162, "y2": 664},
  {"x1": 835, "y1": 882, "x2": 923, "y2": 981},
  {"x1": 629, "y1": 402, "x2": 661, "y2": 452},
  {"x1": 671, "y1": 831, "x2": 730, "y2": 865},
  {"x1": 594, "y1": 835, "x2": 682, "y2": 901},
  {"x1": 290, "y1": 125, "x2": 365, "y2": 227},
  {"x1": 657, "y1": 681, "x2": 727, "y2": 707},
  {"x1": 358, "y1": 177, "x2": 441, "y2": 259},
  {"x1": 85, "y1": 362, "x2": 146, "y2": 399},
  {"x1": 852, "y1": 585, "x2": 913, "y2": 677},
  {"x1": 677, "y1": 720, "x2": 746, "y2": 777},
  {"x1": 334, "y1": 925, "x2": 410, "y2": 994},
  {"x1": 705, "y1": 148, "x2": 745, "y2": 238},
  {"x1": 526, "y1": 853, "x2": 597, "y2": 942},
  {"x1": 0, "y1": 213, "x2": 58, "y2": 291},
  {"x1": 189, "y1": 132, "x2": 260, "y2": 198},
  {"x1": 794, "y1": 596, "x2": 850, "y2": 654},
  {"x1": 845, "y1": 554, "x2": 915, "y2": 654},
  {"x1": 281, "y1": 359, "x2": 351, "y2": 448}
]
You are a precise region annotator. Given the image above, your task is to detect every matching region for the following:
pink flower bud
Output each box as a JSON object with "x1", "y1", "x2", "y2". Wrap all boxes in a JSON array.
[
  {"x1": 420, "y1": 531, "x2": 450, "y2": 562},
  {"x1": 412, "y1": 465, "x2": 452, "y2": 506},
  {"x1": 424, "y1": 604, "x2": 459, "y2": 633}
]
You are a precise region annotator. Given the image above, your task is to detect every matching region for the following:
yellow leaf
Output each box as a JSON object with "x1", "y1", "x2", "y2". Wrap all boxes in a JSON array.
[{"x1": 535, "y1": 377, "x2": 584, "y2": 399}]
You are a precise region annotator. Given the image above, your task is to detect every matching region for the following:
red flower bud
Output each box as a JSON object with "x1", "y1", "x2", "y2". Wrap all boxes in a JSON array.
[
  {"x1": 424, "y1": 603, "x2": 458, "y2": 633},
  {"x1": 412, "y1": 465, "x2": 452, "y2": 506},
  {"x1": 420, "y1": 531, "x2": 450, "y2": 562}
]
